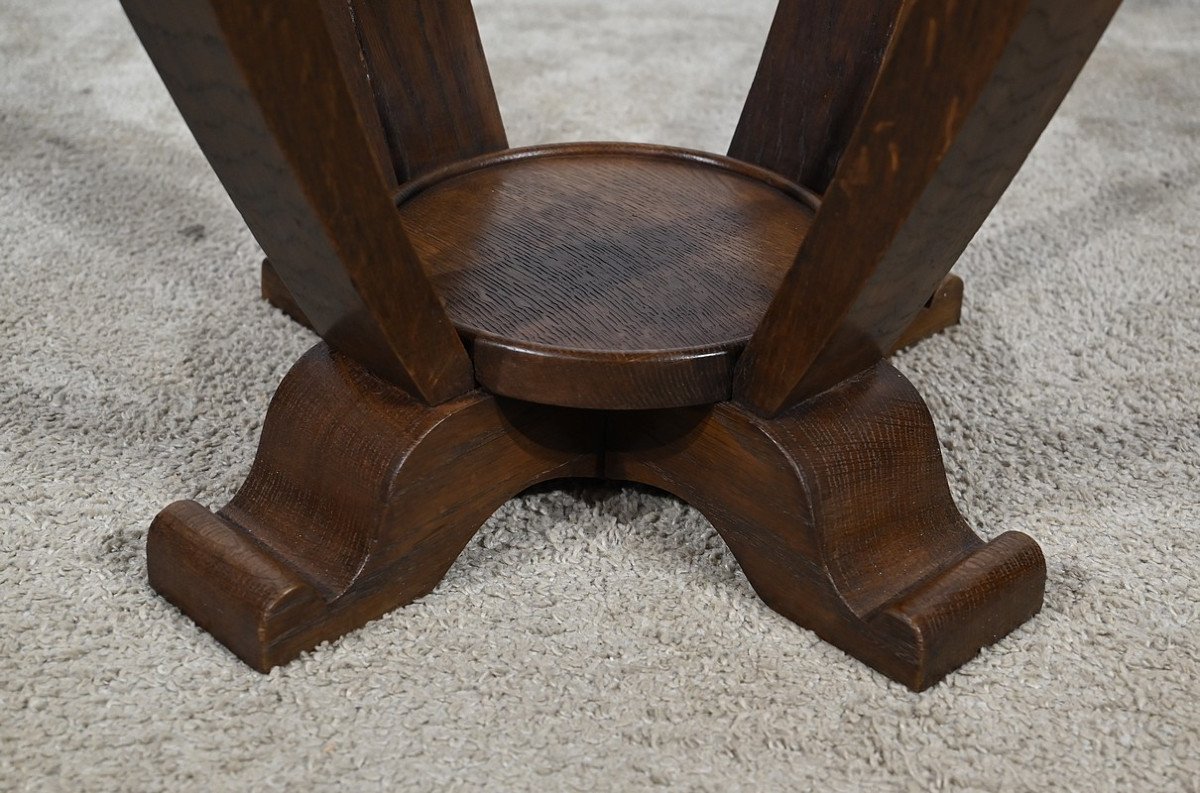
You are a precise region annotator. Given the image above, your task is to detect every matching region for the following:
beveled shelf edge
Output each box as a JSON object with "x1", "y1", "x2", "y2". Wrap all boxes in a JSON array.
[
  {"x1": 464, "y1": 268, "x2": 965, "y2": 409},
  {"x1": 391, "y1": 141, "x2": 823, "y2": 410},
  {"x1": 471, "y1": 337, "x2": 734, "y2": 410},
  {"x1": 392, "y1": 141, "x2": 823, "y2": 212}
]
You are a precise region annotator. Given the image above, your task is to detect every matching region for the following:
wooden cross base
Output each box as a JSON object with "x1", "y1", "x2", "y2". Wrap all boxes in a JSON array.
[
  {"x1": 122, "y1": 0, "x2": 1120, "y2": 690},
  {"x1": 149, "y1": 343, "x2": 1043, "y2": 691}
]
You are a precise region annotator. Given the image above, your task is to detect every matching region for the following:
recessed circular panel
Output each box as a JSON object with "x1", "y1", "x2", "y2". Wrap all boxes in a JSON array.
[{"x1": 399, "y1": 144, "x2": 816, "y2": 409}]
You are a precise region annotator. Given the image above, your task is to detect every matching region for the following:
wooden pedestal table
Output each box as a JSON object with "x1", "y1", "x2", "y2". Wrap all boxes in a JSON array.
[{"x1": 121, "y1": 0, "x2": 1122, "y2": 690}]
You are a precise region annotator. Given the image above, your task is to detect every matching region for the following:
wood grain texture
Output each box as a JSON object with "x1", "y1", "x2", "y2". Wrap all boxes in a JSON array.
[
  {"x1": 344, "y1": 0, "x2": 508, "y2": 183},
  {"x1": 261, "y1": 266, "x2": 965, "y2": 361},
  {"x1": 148, "y1": 344, "x2": 603, "y2": 671},
  {"x1": 729, "y1": 0, "x2": 904, "y2": 193},
  {"x1": 151, "y1": 347, "x2": 1043, "y2": 688},
  {"x1": 129, "y1": 0, "x2": 1121, "y2": 689},
  {"x1": 607, "y1": 362, "x2": 1046, "y2": 691},
  {"x1": 891, "y1": 274, "x2": 963, "y2": 354},
  {"x1": 318, "y1": 0, "x2": 400, "y2": 193},
  {"x1": 397, "y1": 144, "x2": 819, "y2": 409},
  {"x1": 120, "y1": 0, "x2": 473, "y2": 403},
  {"x1": 736, "y1": 0, "x2": 1124, "y2": 416}
]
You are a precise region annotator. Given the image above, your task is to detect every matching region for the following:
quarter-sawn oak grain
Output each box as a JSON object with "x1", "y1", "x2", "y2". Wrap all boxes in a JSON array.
[
  {"x1": 734, "y1": 0, "x2": 1125, "y2": 416},
  {"x1": 123, "y1": 0, "x2": 1122, "y2": 689},
  {"x1": 398, "y1": 143, "x2": 817, "y2": 409},
  {"x1": 344, "y1": 0, "x2": 508, "y2": 183},
  {"x1": 120, "y1": 0, "x2": 474, "y2": 404},
  {"x1": 730, "y1": 0, "x2": 904, "y2": 193},
  {"x1": 149, "y1": 346, "x2": 603, "y2": 671},
  {"x1": 607, "y1": 362, "x2": 1046, "y2": 691}
]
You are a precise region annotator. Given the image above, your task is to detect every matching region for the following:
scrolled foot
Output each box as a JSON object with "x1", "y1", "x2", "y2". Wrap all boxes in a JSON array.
[
  {"x1": 868, "y1": 531, "x2": 1045, "y2": 690},
  {"x1": 606, "y1": 361, "x2": 1045, "y2": 691},
  {"x1": 148, "y1": 501, "x2": 326, "y2": 672},
  {"x1": 148, "y1": 344, "x2": 603, "y2": 671}
]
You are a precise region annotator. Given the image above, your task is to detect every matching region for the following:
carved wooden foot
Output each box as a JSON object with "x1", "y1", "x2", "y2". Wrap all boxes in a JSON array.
[
  {"x1": 148, "y1": 345, "x2": 603, "y2": 671},
  {"x1": 606, "y1": 362, "x2": 1045, "y2": 691},
  {"x1": 153, "y1": 346, "x2": 1043, "y2": 688}
]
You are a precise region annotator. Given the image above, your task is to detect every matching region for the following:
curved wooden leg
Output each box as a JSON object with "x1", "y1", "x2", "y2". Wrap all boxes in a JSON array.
[
  {"x1": 148, "y1": 344, "x2": 603, "y2": 671},
  {"x1": 606, "y1": 362, "x2": 1044, "y2": 691}
]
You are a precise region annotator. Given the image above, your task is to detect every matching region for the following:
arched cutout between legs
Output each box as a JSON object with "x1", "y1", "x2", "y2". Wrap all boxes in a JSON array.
[{"x1": 151, "y1": 347, "x2": 1044, "y2": 689}]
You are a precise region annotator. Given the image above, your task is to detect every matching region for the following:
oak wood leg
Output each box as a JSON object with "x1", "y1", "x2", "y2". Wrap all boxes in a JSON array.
[
  {"x1": 148, "y1": 344, "x2": 603, "y2": 671},
  {"x1": 261, "y1": 258, "x2": 313, "y2": 330},
  {"x1": 606, "y1": 362, "x2": 1044, "y2": 691}
]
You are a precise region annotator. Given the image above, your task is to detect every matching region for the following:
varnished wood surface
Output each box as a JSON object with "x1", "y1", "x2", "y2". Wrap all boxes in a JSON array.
[
  {"x1": 891, "y1": 274, "x2": 964, "y2": 353},
  {"x1": 149, "y1": 345, "x2": 602, "y2": 671},
  {"x1": 150, "y1": 346, "x2": 1044, "y2": 689},
  {"x1": 120, "y1": 0, "x2": 474, "y2": 404},
  {"x1": 261, "y1": 259, "x2": 312, "y2": 329},
  {"x1": 736, "y1": 0, "x2": 1124, "y2": 416},
  {"x1": 607, "y1": 362, "x2": 1045, "y2": 690},
  {"x1": 263, "y1": 265, "x2": 965, "y2": 361},
  {"x1": 397, "y1": 144, "x2": 818, "y2": 409},
  {"x1": 126, "y1": 0, "x2": 1122, "y2": 690},
  {"x1": 317, "y1": 0, "x2": 399, "y2": 193},
  {"x1": 343, "y1": 0, "x2": 508, "y2": 183},
  {"x1": 729, "y1": 0, "x2": 903, "y2": 193}
]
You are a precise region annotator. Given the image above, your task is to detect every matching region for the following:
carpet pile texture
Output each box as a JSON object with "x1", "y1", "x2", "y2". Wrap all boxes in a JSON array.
[{"x1": 1, "y1": 0, "x2": 1197, "y2": 790}]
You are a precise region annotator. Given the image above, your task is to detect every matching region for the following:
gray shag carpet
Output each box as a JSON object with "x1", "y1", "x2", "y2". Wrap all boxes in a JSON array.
[{"x1": 2, "y1": 1, "x2": 1198, "y2": 790}]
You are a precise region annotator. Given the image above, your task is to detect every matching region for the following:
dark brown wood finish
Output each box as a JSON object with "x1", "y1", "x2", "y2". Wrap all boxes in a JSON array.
[
  {"x1": 343, "y1": 0, "x2": 508, "y2": 183},
  {"x1": 607, "y1": 362, "x2": 1045, "y2": 691},
  {"x1": 735, "y1": 0, "x2": 1125, "y2": 416},
  {"x1": 318, "y1": 0, "x2": 400, "y2": 193},
  {"x1": 124, "y1": 0, "x2": 1124, "y2": 689},
  {"x1": 891, "y1": 275, "x2": 964, "y2": 354},
  {"x1": 729, "y1": 0, "x2": 904, "y2": 193},
  {"x1": 262, "y1": 268, "x2": 966, "y2": 361},
  {"x1": 120, "y1": 0, "x2": 473, "y2": 403},
  {"x1": 397, "y1": 143, "x2": 818, "y2": 409},
  {"x1": 261, "y1": 259, "x2": 313, "y2": 330},
  {"x1": 151, "y1": 346, "x2": 1040, "y2": 689},
  {"x1": 149, "y1": 345, "x2": 603, "y2": 671}
]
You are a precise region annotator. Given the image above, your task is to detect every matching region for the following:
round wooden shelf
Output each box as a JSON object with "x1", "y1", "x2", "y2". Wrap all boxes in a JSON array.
[{"x1": 398, "y1": 143, "x2": 818, "y2": 409}]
